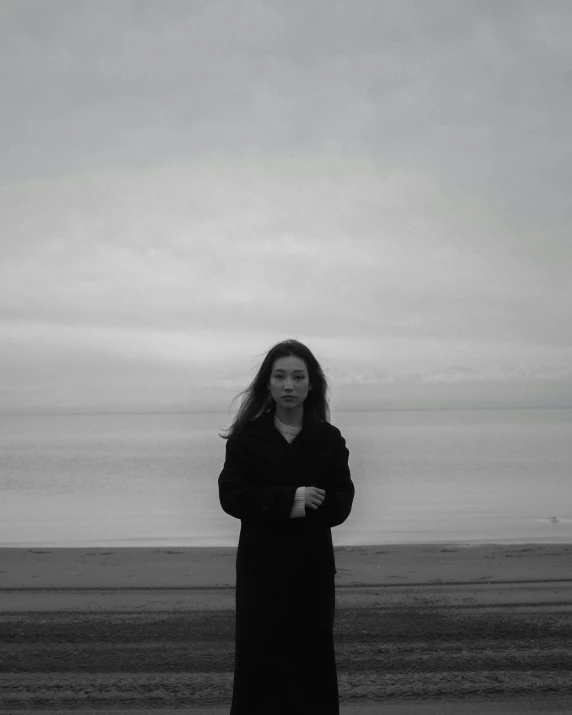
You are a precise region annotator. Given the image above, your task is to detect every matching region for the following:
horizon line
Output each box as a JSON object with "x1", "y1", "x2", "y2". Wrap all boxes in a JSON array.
[{"x1": 2, "y1": 405, "x2": 571, "y2": 417}]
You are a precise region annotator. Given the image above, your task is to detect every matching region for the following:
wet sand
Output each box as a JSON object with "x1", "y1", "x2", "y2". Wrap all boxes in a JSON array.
[
  {"x1": 2, "y1": 542, "x2": 571, "y2": 590},
  {"x1": 1, "y1": 543, "x2": 572, "y2": 710}
]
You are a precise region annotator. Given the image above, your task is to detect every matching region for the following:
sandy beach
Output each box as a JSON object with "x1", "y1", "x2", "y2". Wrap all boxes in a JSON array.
[{"x1": 1, "y1": 543, "x2": 572, "y2": 711}]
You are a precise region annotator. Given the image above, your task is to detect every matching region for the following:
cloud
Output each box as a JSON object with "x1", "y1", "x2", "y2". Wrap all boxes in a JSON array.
[
  {"x1": 2, "y1": 156, "x2": 570, "y2": 349},
  {"x1": 1, "y1": 1, "x2": 571, "y2": 411}
]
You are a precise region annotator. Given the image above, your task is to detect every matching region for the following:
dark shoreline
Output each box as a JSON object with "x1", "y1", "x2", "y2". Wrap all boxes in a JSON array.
[{"x1": 2, "y1": 544, "x2": 571, "y2": 708}]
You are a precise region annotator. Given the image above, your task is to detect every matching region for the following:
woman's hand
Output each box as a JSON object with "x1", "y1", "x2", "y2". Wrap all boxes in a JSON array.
[{"x1": 305, "y1": 486, "x2": 326, "y2": 510}]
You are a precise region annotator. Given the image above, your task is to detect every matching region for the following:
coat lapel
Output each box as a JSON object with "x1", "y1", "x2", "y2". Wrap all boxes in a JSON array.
[{"x1": 244, "y1": 408, "x2": 331, "y2": 459}]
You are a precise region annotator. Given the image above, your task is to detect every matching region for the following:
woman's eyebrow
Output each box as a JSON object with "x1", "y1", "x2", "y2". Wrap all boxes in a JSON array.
[{"x1": 273, "y1": 369, "x2": 306, "y2": 373}]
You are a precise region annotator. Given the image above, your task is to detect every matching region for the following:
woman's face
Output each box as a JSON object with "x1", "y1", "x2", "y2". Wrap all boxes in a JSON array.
[{"x1": 267, "y1": 355, "x2": 312, "y2": 409}]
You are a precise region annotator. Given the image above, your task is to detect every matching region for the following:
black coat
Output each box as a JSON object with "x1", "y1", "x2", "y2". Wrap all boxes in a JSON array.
[{"x1": 218, "y1": 408, "x2": 354, "y2": 715}]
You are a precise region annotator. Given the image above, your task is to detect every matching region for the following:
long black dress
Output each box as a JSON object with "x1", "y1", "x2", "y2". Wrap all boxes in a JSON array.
[{"x1": 218, "y1": 408, "x2": 355, "y2": 715}]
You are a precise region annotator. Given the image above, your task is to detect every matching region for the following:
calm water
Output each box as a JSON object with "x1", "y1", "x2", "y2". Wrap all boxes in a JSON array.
[{"x1": 1, "y1": 408, "x2": 571, "y2": 547}]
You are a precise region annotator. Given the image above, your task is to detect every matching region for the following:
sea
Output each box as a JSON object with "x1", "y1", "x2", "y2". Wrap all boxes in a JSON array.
[{"x1": 1, "y1": 408, "x2": 571, "y2": 548}]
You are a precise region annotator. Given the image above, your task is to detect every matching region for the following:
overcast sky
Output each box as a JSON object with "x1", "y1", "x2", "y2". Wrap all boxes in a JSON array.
[{"x1": 1, "y1": 0, "x2": 571, "y2": 413}]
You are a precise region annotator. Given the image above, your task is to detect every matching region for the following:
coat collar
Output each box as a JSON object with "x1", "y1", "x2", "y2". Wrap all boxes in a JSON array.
[{"x1": 245, "y1": 407, "x2": 329, "y2": 444}]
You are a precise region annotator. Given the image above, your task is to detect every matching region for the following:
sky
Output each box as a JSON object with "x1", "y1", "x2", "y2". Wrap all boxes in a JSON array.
[{"x1": 1, "y1": 0, "x2": 571, "y2": 414}]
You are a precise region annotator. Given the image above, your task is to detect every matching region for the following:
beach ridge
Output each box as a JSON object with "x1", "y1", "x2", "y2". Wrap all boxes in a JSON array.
[
  {"x1": 1, "y1": 543, "x2": 571, "y2": 589},
  {"x1": 2, "y1": 576, "x2": 572, "y2": 590}
]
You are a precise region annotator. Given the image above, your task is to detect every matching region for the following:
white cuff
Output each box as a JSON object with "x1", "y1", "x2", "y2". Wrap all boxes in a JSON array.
[{"x1": 289, "y1": 486, "x2": 306, "y2": 518}]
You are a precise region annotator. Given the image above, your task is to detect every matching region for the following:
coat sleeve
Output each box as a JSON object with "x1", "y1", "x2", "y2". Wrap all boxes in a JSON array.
[
  {"x1": 218, "y1": 435, "x2": 299, "y2": 524},
  {"x1": 307, "y1": 433, "x2": 354, "y2": 528}
]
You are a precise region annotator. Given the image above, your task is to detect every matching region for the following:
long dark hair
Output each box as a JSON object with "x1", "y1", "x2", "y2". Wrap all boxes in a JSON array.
[{"x1": 219, "y1": 339, "x2": 330, "y2": 440}]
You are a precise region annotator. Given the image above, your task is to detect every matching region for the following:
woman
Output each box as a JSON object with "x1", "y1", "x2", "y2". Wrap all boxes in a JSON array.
[{"x1": 218, "y1": 339, "x2": 355, "y2": 715}]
